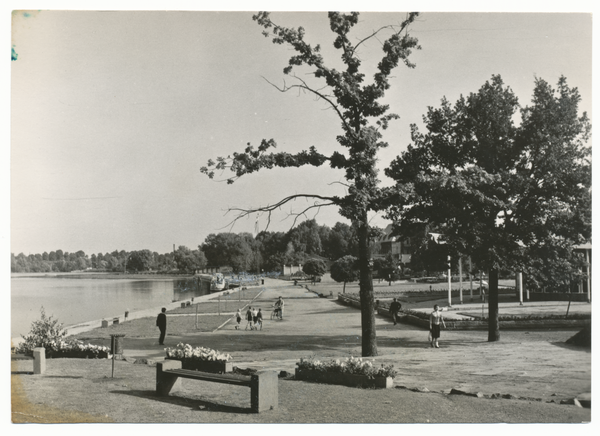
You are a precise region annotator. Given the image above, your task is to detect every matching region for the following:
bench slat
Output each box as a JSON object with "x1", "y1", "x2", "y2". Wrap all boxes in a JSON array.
[{"x1": 165, "y1": 369, "x2": 252, "y2": 386}]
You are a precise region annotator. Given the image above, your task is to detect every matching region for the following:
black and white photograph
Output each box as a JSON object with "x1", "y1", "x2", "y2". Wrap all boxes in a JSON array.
[{"x1": 7, "y1": 1, "x2": 595, "y2": 427}]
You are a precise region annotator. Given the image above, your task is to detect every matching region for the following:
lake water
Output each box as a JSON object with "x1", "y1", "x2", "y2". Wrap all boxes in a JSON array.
[{"x1": 11, "y1": 275, "x2": 209, "y2": 339}]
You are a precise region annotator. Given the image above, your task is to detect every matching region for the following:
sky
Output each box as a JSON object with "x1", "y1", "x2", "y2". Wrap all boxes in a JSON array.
[{"x1": 7, "y1": 2, "x2": 594, "y2": 256}]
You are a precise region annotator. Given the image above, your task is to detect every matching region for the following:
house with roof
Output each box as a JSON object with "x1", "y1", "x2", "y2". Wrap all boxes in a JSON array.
[{"x1": 375, "y1": 224, "x2": 413, "y2": 264}]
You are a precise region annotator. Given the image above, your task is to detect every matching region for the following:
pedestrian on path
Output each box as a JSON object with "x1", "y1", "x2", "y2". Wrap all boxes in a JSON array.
[
  {"x1": 274, "y1": 296, "x2": 284, "y2": 319},
  {"x1": 245, "y1": 307, "x2": 254, "y2": 330},
  {"x1": 252, "y1": 307, "x2": 258, "y2": 328},
  {"x1": 429, "y1": 304, "x2": 446, "y2": 348},
  {"x1": 235, "y1": 309, "x2": 242, "y2": 330},
  {"x1": 256, "y1": 308, "x2": 263, "y2": 330},
  {"x1": 156, "y1": 307, "x2": 167, "y2": 345},
  {"x1": 389, "y1": 298, "x2": 402, "y2": 325}
]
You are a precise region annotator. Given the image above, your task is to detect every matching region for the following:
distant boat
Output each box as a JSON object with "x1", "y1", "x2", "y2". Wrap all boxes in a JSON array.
[{"x1": 197, "y1": 273, "x2": 227, "y2": 292}]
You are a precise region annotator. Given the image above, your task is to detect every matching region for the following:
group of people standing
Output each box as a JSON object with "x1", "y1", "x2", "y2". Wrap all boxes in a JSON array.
[
  {"x1": 388, "y1": 298, "x2": 447, "y2": 348},
  {"x1": 234, "y1": 296, "x2": 285, "y2": 331},
  {"x1": 235, "y1": 307, "x2": 263, "y2": 330}
]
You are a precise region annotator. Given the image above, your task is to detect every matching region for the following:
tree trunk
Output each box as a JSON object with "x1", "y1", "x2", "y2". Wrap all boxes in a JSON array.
[
  {"x1": 488, "y1": 268, "x2": 500, "y2": 341},
  {"x1": 357, "y1": 212, "x2": 377, "y2": 357}
]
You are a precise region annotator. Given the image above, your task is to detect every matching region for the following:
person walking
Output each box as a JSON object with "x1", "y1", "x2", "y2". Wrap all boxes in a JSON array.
[
  {"x1": 245, "y1": 307, "x2": 254, "y2": 330},
  {"x1": 274, "y1": 296, "x2": 284, "y2": 320},
  {"x1": 389, "y1": 298, "x2": 402, "y2": 325},
  {"x1": 256, "y1": 308, "x2": 263, "y2": 330},
  {"x1": 429, "y1": 304, "x2": 446, "y2": 348},
  {"x1": 252, "y1": 307, "x2": 258, "y2": 329},
  {"x1": 235, "y1": 309, "x2": 242, "y2": 330},
  {"x1": 156, "y1": 307, "x2": 167, "y2": 345}
]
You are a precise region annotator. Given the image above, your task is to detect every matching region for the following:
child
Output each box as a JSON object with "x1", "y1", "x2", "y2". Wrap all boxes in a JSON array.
[
  {"x1": 235, "y1": 309, "x2": 242, "y2": 330},
  {"x1": 245, "y1": 307, "x2": 254, "y2": 330},
  {"x1": 252, "y1": 307, "x2": 258, "y2": 329},
  {"x1": 256, "y1": 308, "x2": 263, "y2": 330}
]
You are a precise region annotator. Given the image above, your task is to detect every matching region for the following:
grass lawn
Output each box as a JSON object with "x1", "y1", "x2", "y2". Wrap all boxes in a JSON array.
[
  {"x1": 169, "y1": 289, "x2": 264, "y2": 314},
  {"x1": 71, "y1": 314, "x2": 232, "y2": 342},
  {"x1": 310, "y1": 278, "x2": 514, "y2": 295}
]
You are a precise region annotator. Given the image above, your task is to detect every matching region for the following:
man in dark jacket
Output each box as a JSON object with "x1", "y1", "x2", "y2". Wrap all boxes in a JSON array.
[
  {"x1": 156, "y1": 307, "x2": 167, "y2": 345},
  {"x1": 389, "y1": 298, "x2": 402, "y2": 325}
]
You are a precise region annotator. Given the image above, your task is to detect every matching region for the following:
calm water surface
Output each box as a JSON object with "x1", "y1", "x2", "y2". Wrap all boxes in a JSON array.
[{"x1": 11, "y1": 275, "x2": 208, "y2": 338}]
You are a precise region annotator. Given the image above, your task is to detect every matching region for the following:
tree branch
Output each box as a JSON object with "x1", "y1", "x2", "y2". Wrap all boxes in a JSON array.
[
  {"x1": 351, "y1": 13, "x2": 417, "y2": 57},
  {"x1": 351, "y1": 24, "x2": 397, "y2": 55},
  {"x1": 262, "y1": 75, "x2": 356, "y2": 137},
  {"x1": 223, "y1": 194, "x2": 338, "y2": 232}
]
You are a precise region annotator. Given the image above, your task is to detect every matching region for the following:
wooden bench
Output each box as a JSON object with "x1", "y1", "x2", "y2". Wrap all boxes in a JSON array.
[
  {"x1": 156, "y1": 360, "x2": 278, "y2": 413},
  {"x1": 11, "y1": 347, "x2": 46, "y2": 374}
]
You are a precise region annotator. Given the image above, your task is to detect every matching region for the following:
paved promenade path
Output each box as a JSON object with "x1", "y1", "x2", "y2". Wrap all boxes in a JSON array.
[{"x1": 120, "y1": 277, "x2": 590, "y2": 403}]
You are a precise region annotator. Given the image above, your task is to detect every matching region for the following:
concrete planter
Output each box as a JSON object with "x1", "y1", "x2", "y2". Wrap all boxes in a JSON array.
[
  {"x1": 295, "y1": 368, "x2": 393, "y2": 389},
  {"x1": 49, "y1": 350, "x2": 110, "y2": 359},
  {"x1": 338, "y1": 294, "x2": 363, "y2": 309},
  {"x1": 166, "y1": 358, "x2": 232, "y2": 373}
]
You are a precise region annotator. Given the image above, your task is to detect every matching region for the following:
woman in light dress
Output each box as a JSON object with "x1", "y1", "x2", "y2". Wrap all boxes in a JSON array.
[{"x1": 429, "y1": 304, "x2": 446, "y2": 348}]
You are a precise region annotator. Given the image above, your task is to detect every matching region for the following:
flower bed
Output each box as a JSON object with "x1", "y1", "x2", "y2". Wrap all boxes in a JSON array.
[
  {"x1": 15, "y1": 339, "x2": 111, "y2": 359},
  {"x1": 295, "y1": 357, "x2": 396, "y2": 389},
  {"x1": 165, "y1": 343, "x2": 232, "y2": 373}
]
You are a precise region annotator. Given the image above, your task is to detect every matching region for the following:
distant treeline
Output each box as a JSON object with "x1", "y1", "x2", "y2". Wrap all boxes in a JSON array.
[
  {"x1": 11, "y1": 217, "x2": 587, "y2": 294},
  {"x1": 11, "y1": 220, "x2": 364, "y2": 274}
]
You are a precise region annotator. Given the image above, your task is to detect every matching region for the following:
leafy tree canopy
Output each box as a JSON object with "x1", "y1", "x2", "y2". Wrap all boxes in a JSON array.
[
  {"x1": 385, "y1": 75, "x2": 591, "y2": 340},
  {"x1": 330, "y1": 255, "x2": 359, "y2": 289},
  {"x1": 302, "y1": 258, "x2": 328, "y2": 278}
]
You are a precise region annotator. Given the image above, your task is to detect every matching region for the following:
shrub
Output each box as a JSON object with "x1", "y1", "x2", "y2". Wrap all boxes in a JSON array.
[
  {"x1": 15, "y1": 307, "x2": 67, "y2": 355},
  {"x1": 14, "y1": 307, "x2": 110, "y2": 358}
]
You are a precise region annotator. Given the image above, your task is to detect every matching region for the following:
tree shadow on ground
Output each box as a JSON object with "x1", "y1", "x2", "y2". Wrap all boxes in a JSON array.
[
  {"x1": 375, "y1": 335, "x2": 489, "y2": 350},
  {"x1": 300, "y1": 307, "x2": 364, "y2": 316},
  {"x1": 112, "y1": 390, "x2": 253, "y2": 414},
  {"x1": 158, "y1": 332, "x2": 488, "y2": 353},
  {"x1": 253, "y1": 296, "x2": 317, "y2": 301},
  {"x1": 43, "y1": 375, "x2": 85, "y2": 379},
  {"x1": 549, "y1": 341, "x2": 591, "y2": 353}
]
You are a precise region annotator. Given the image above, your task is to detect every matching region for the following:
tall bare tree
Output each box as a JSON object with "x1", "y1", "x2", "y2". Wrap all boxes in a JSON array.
[{"x1": 201, "y1": 12, "x2": 420, "y2": 356}]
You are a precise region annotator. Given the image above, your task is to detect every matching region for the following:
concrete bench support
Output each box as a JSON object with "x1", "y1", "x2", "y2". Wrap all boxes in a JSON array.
[
  {"x1": 33, "y1": 347, "x2": 46, "y2": 375},
  {"x1": 156, "y1": 359, "x2": 278, "y2": 413},
  {"x1": 156, "y1": 360, "x2": 183, "y2": 395},
  {"x1": 250, "y1": 370, "x2": 278, "y2": 413}
]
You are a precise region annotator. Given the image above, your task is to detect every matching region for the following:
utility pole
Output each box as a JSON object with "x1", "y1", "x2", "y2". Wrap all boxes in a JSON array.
[
  {"x1": 447, "y1": 255, "x2": 452, "y2": 307},
  {"x1": 458, "y1": 256, "x2": 463, "y2": 304},
  {"x1": 469, "y1": 256, "x2": 473, "y2": 301},
  {"x1": 517, "y1": 271, "x2": 523, "y2": 305}
]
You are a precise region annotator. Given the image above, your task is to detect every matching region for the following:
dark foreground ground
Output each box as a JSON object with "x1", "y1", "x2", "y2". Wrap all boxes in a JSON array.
[{"x1": 11, "y1": 358, "x2": 590, "y2": 424}]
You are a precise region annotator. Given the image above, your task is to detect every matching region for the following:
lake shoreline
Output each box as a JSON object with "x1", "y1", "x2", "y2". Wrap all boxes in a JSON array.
[
  {"x1": 11, "y1": 285, "x2": 243, "y2": 348},
  {"x1": 11, "y1": 272, "x2": 197, "y2": 280},
  {"x1": 11, "y1": 274, "x2": 211, "y2": 341}
]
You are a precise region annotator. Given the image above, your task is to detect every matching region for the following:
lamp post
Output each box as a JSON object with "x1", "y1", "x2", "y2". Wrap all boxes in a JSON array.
[
  {"x1": 447, "y1": 255, "x2": 452, "y2": 308},
  {"x1": 458, "y1": 256, "x2": 463, "y2": 305},
  {"x1": 469, "y1": 257, "x2": 473, "y2": 301}
]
